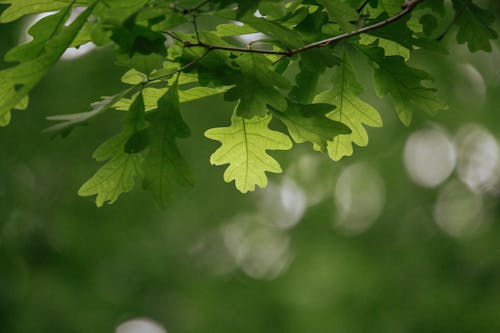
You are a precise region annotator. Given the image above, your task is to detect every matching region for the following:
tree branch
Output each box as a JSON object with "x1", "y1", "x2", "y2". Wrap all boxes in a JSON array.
[
  {"x1": 288, "y1": 0, "x2": 424, "y2": 55},
  {"x1": 183, "y1": 40, "x2": 290, "y2": 56},
  {"x1": 174, "y1": 0, "x2": 424, "y2": 59}
]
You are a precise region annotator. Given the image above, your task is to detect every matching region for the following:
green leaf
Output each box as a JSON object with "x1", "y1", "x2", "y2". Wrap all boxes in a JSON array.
[
  {"x1": 225, "y1": 53, "x2": 290, "y2": 118},
  {"x1": 205, "y1": 113, "x2": 292, "y2": 193},
  {"x1": 359, "y1": 34, "x2": 410, "y2": 60},
  {"x1": 314, "y1": 52, "x2": 383, "y2": 161},
  {"x1": 45, "y1": 87, "x2": 135, "y2": 134},
  {"x1": 316, "y1": 0, "x2": 359, "y2": 32},
  {"x1": 238, "y1": 1, "x2": 260, "y2": 17},
  {"x1": 114, "y1": 84, "x2": 233, "y2": 112},
  {"x1": 79, "y1": 92, "x2": 146, "y2": 207},
  {"x1": 0, "y1": 2, "x2": 96, "y2": 125},
  {"x1": 125, "y1": 128, "x2": 149, "y2": 154},
  {"x1": 143, "y1": 82, "x2": 192, "y2": 208},
  {"x1": 271, "y1": 102, "x2": 351, "y2": 151},
  {"x1": 110, "y1": 15, "x2": 166, "y2": 56},
  {"x1": 78, "y1": 134, "x2": 144, "y2": 207},
  {"x1": 368, "y1": 15, "x2": 443, "y2": 53},
  {"x1": 0, "y1": 112, "x2": 10, "y2": 126},
  {"x1": 0, "y1": 0, "x2": 80, "y2": 23},
  {"x1": 420, "y1": 0, "x2": 445, "y2": 16},
  {"x1": 121, "y1": 69, "x2": 147, "y2": 85},
  {"x1": 452, "y1": 0, "x2": 498, "y2": 52},
  {"x1": 368, "y1": 0, "x2": 404, "y2": 16},
  {"x1": 5, "y1": 8, "x2": 71, "y2": 63},
  {"x1": 359, "y1": 45, "x2": 447, "y2": 126},
  {"x1": 215, "y1": 23, "x2": 257, "y2": 37},
  {"x1": 240, "y1": 16, "x2": 304, "y2": 49},
  {"x1": 289, "y1": 49, "x2": 340, "y2": 104}
]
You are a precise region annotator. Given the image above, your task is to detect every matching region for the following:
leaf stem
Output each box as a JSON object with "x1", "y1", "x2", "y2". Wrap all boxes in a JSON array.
[
  {"x1": 170, "y1": 0, "x2": 211, "y2": 15},
  {"x1": 357, "y1": 0, "x2": 371, "y2": 13},
  {"x1": 192, "y1": 14, "x2": 201, "y2": 42},
  {"x1": 187, "y1": 0, "x2": 211, "y2": 13}
]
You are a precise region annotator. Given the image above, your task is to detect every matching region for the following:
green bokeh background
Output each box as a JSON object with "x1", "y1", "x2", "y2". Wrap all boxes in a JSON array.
[{"x1": 1, "y1": 3, "x2": 500, "y2": 332}]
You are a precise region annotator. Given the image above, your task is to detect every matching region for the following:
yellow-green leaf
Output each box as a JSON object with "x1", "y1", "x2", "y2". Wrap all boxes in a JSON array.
[{"x1": 205, "y1": 113, "x2": 292, "y2": 193}]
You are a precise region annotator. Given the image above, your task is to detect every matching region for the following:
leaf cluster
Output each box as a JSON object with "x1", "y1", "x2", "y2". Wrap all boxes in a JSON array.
[{"x1": 0, "y1": 0, "x2": 497, "y2": 207}]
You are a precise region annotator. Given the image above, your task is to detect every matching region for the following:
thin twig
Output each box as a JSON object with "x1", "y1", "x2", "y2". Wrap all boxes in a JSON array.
[
  {"x1": 192, "y1": 14, "x2": 201, "y2": 42},
  {"x1": 187, "y1": 0, "x2": 211, "y2": 13},
  {"x1": 170, "y1": 0, "x2": 211, "y2": 15},
  {"x1": 287, "y1": 0, "x2": 423, "y2": 55},
  {"x1": 357, "y1": 0, "x2": 371, "y2": 13},
  {"x1": 165, "y1": 0, "x2": 423, "y2": 66},
  {"x1": 437, "y1": 0, "x2": 468, "y2": 41},
  {"x1": 183, "y1": 40, "x2": 289, "y2": 55},
  {"x1": 164, "y1": 31, "x2": 184, "y2": 43},
  {"x1": 147, "y1": 49, "x2": 212, "y2": 82}
]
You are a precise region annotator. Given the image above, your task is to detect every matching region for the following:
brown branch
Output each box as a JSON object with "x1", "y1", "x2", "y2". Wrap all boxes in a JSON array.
[
  {"x1": 183, "y1": 40, "x2": 290, "y2": 55},
  {"x1": 288, "y1": 0, "x2": 424, "y2": 55},
  {"x1": 175, "y1": 0, "x2": 424, "y2": 59}
]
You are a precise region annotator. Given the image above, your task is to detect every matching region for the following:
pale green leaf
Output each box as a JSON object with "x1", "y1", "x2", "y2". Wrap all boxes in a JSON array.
[
  {"x1": 121, "y1": 69, "x2": 147, "y2": 85},
  {"x1": 0, "y1": 0, "x2": 84, "y2": 23},
  {"x1": 78, "y1": 134, "x2": 144, "y2": 207},
  {"x1": 114, "y1": 85, "x2": 233, "y2": 111},
  {"x1": 205, "y1": 113, "x2": 292, "y2": 193},
  {"x1": 78, "y1": 92, "x2": 146, "y2": 206},
  {"x1": 314, "y1": 53, "x2": 382, "y2": 160},
  {"x1": 215, "y1": 23, "x2": 257, "y2": 37}
]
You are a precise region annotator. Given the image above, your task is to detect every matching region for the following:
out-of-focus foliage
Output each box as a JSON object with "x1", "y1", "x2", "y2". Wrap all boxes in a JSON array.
[{"x1": 1, "y1": 1, "x2": 500, "y2": 332}]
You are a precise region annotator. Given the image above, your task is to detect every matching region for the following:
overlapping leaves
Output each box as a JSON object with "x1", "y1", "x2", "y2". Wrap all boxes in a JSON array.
[
  {"x1": 314, "y1": 48, "x2": 383, "y2": 160},
  {"x1": 79, "y1": 91, "x2": 146, "y2": 207},
  {"x1": 0, "y1": 2, "x2": 96, "y2": 126},
  {"x1": 0, "y1": 0, "x2": 497, "y2": 206}
]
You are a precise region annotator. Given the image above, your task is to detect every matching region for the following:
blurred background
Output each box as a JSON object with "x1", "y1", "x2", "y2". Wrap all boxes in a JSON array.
[{"x1": 1, "y1": 2, "x2": 500, "y2": 332}]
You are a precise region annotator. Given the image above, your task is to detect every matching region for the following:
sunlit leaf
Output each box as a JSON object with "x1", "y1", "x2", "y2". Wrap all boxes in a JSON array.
[{"x1": 205, "y1": 113, "x2": 292, "y2": 193}]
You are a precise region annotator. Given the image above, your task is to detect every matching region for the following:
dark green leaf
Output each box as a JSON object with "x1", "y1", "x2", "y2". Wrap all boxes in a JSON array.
[
  {"x1": 271, "y1": 101, "x2": 351, "y2": 151},
  {"x1": 143, "y1": 82, "x2": 192, "y2": 208}
]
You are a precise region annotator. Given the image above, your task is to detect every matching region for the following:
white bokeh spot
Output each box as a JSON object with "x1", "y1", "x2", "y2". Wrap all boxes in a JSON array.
[
  {"x1": 334, "y1": 163, "x2": 386, "y2": 235},
  {"x1": 116, "y1": 318, "x2": 167, "y2": 333},
  {"x1": 404, "y1": 126, "x2": 456, "y2": 188}
]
